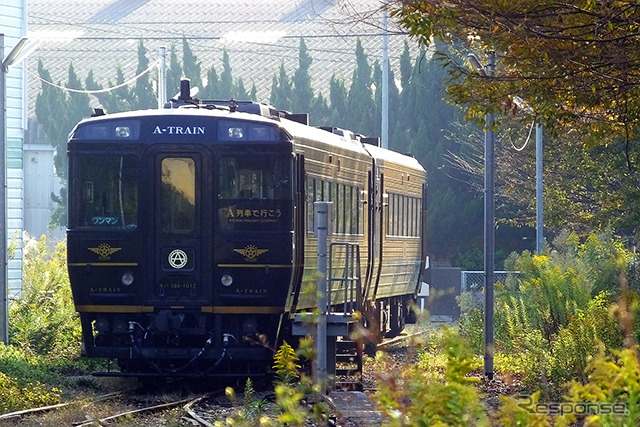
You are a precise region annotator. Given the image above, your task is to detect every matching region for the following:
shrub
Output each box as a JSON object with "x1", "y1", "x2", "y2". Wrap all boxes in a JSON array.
[
  {"x1": 8, "y1": 235, "x2": 81, "y2": 360},
  {"x1": 0, "y1": 370, "x2": 61, "y2": 414},
  {"x1": 549, "y1": 293, "x2": 623, "y2": 384},
  {"x1": 557, "y1": 344, "x2": 640, "y2": 427},
  {"x1": 372, "y1": 326, "x2": 489, "y2": 426}
]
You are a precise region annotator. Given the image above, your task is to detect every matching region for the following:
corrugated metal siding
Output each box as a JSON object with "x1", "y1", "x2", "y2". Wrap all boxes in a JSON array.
[
  {"x1": 24, "y1": 144, "x2": 58, "y2": 237},
  {"x1": 2, "y1": 0, "x2": 27, "y2": 296},
  {"x1": 27, "y1": 0, "x2": 416, "y2": 113}
]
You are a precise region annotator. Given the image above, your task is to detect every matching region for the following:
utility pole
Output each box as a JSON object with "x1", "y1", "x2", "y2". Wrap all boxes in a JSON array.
[
  {"x1": 468, "y1": 50, "x2": 497, "y2": 379},
  {"x1": 381, "y1": 11, "x2": 389, "y2": 149},
  {"x1": 483, "y1": 50, "x2": 496, "y2": 380},
  {"x1": 158, "y1": 46, "x2": 167, "y2": 108},
  {"x1": 536, "y1": 124, "x2": 543, "y2": 254}
]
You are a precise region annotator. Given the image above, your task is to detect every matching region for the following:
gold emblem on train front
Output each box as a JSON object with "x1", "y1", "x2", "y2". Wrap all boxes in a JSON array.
[
  {"x1": 234, "y1": 245, "x2": 268, "y2": 262},
  {"x1": 88, "y1": 243, "x2": 122, "y2": 260}
]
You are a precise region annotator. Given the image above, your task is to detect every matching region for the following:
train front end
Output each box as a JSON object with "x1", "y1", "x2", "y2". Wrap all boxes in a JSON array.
[{"x1": 66, "y1": 107, "x2": 298, "y2": 377}]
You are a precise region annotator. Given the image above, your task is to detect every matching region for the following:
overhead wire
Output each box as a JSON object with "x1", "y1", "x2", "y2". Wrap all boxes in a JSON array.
[
  {"x1": 511, "y1": 120, "x2": 535, "y2": 151},
  {"x1": 22, "y1": 59, "x2": 160, "y2": 94}
]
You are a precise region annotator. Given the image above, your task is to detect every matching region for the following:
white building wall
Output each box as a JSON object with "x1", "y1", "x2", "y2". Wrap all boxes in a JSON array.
[{"x1": 2, "y1": 0, "x2": 27, "y2": 296}]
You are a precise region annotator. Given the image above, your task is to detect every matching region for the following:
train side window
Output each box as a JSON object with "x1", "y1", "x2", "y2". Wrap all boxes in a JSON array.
[
  {"x1": 344, "y1": 185, "x2": 350, "y2": 234},
  {"x1": 405, "y1": 196, "x2": 410, "y2": 236},
  {"x1": 391, "y1": 193, "x2": 398, "y2": 236},
  {"x1": 161, "y1": 158, "x2": 196, "y2": 233},
  {"x1": 396, "y1": 194, "x2": 400, "y2": 236},
  {"x1": 346, "y1": 186, "x2": 353, "y2": 235},
  {"x1": 401, "y1": 195, "x2": 406, "y2": 236},
  {"x1": 413, "y1": 197, "x2": 420, "y2": 237},
  {"x1": 409, "y1": 197, "x2": 414, "y2": 237},
  {"x1": 336, "y1": 184, "x2": 346, "y2": 234},
  {"x1": 385, "y1": 193, "x2": 391, "y2": 236},
  {"x1": 71, "y1": 155, "x2": 138, "y2": 230},
  {"x1": 355, "y1": 186, "x2": 362, "y2": 235},
  {"x1": 335, "y1": 183, "x2": 341, "y2": 234},
  {"x1": 307, "y1": 178, "x2": 316, "y2": 233}
]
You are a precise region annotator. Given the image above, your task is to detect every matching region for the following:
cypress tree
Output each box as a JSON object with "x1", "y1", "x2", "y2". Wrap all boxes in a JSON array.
[
  {"x1": 309, "y1": 92, "x2": 330, "y2": 126},
  {"x1": 249, "y1": 83, "x2": 257, "y2": 101},
  {"x1": 401, "y1": 46, "x2": 480, "y2": 264},
  {"x1": 219, "y1": 48, "x2": 233, "y2": 99},
  {"x1": 63, "y1": 64, "x2": 92, "y2": 178},
  {"x1": 201, "y1": 65, "x2": 220, "y2": 99},
  {"x1": 292, "y1": 38, "x2": 314, "y2": 113},
  {"x1": 167, "y1": 44, "x2": 182, "y2": 97},
  {"x1": 346, "y1": 39, "x2": 375, "y2": 135},
  {"x1": 328, "y1": 74, "x2": 348, "y2": 129},
  {"x1": 235, "y1": 77, "x2": 249, "y2": 99},
  {"x1": 270, "y1": 62, "x2": 292, "y2": 111},
  {"x1": 182, "y1": 36, "x2": 202, "y2": 90},
  {"x1": 132, "y1": 40, "x2": 157, "y2": 109},
  {"x1": 35, "y1": 60, "x2": 67, "y2": 155}
]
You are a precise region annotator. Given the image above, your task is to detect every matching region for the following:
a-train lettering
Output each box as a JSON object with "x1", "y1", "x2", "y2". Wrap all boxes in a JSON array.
[{"x1": 153, "y1": 126, "x2": 206, "y2": 135}]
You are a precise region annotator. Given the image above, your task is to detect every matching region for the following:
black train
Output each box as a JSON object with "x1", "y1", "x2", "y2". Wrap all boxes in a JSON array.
[{"x1": 66, "y1": 81, "x2": 427, "y2": 377}]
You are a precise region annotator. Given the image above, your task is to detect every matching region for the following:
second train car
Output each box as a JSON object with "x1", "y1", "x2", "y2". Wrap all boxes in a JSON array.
[{"x1": 66, "y1": 82, "x2": 427, "y2": 377}]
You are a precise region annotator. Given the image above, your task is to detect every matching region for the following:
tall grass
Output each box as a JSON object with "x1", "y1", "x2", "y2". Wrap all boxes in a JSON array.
[{"x1": 459, "y1": 231, "x2": 627, "y2": 389}]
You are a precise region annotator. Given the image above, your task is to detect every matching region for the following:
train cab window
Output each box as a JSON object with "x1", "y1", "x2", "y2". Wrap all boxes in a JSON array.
[
  {"x1": 161, "y1": 158, "x2": 196, "y2": 233},
  {"x1": 217, "y1": 157, "x2": 291, "y2": 200},
  {"x1": 70, "y1": 155, "x2": 138, "y2": 229}
]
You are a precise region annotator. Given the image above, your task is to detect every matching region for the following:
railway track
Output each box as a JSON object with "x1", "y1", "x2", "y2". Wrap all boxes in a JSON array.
[
  {"x1": 0, "y1": 383, "x2": 226, "y2": 426},
  {"x1": 0, "y1": 330, "x2": 427, "y2": 426}
]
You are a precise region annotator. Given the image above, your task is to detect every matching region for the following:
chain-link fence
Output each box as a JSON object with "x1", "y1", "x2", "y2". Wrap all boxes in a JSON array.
[
  {"x1": 461, "y1": 271, "x2": 519, "y2": 293},
  {"x1": 459, "y1": 270, "x2": 522, "y2": 308}
]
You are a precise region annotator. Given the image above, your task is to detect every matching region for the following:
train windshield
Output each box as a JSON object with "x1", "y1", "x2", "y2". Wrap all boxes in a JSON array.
[
  {"x1": 216, "y1": 156, "x2": 292, "y2": 231},
  {"x1": 70, "y1": 155, "x2": 138, "y2": 229},
  {"x1": 217, "y1": 157, "x2": 291, "y2": 200}
]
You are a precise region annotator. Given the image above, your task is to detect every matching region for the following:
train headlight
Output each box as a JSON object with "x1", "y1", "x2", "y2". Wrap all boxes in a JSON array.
[
  {"x1": 242, "y1": 317, "x2": 258, "y2": 334},
  {"x1": 227, "y1": 127, "x2": 244, "y2": 139},
  {"x1": 115, "y1": 126, "x2": 131, "y2": 138},
  {"x1": 121, "y1": 271, "x2": 134, "y2": 286},
  {"x1": 221, "y1": 274, "x2": 233, "y2": 287}
]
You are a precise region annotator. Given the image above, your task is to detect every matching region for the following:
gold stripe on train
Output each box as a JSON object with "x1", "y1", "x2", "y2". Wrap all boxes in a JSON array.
[
  {"x1": 74, "y1": 305, "x2": 284, "y2": 315},
  {"x1": 68, "y1": 263, "x2": 139, "y2": 267},
  {"x1": 201, "y1": 306, "x2": 284, "y2": 314},
  {"x1": 75, "y1": 305, "x2": 154, "y2": 313},
  {"x1": 216, "y1": 264, "x2": 292, "y2": 268}
]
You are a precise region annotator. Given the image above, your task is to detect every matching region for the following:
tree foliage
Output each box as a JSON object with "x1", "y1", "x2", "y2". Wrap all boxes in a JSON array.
[{"x1": 389, "y1": 0, "x2": 640, "y2": 149}]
